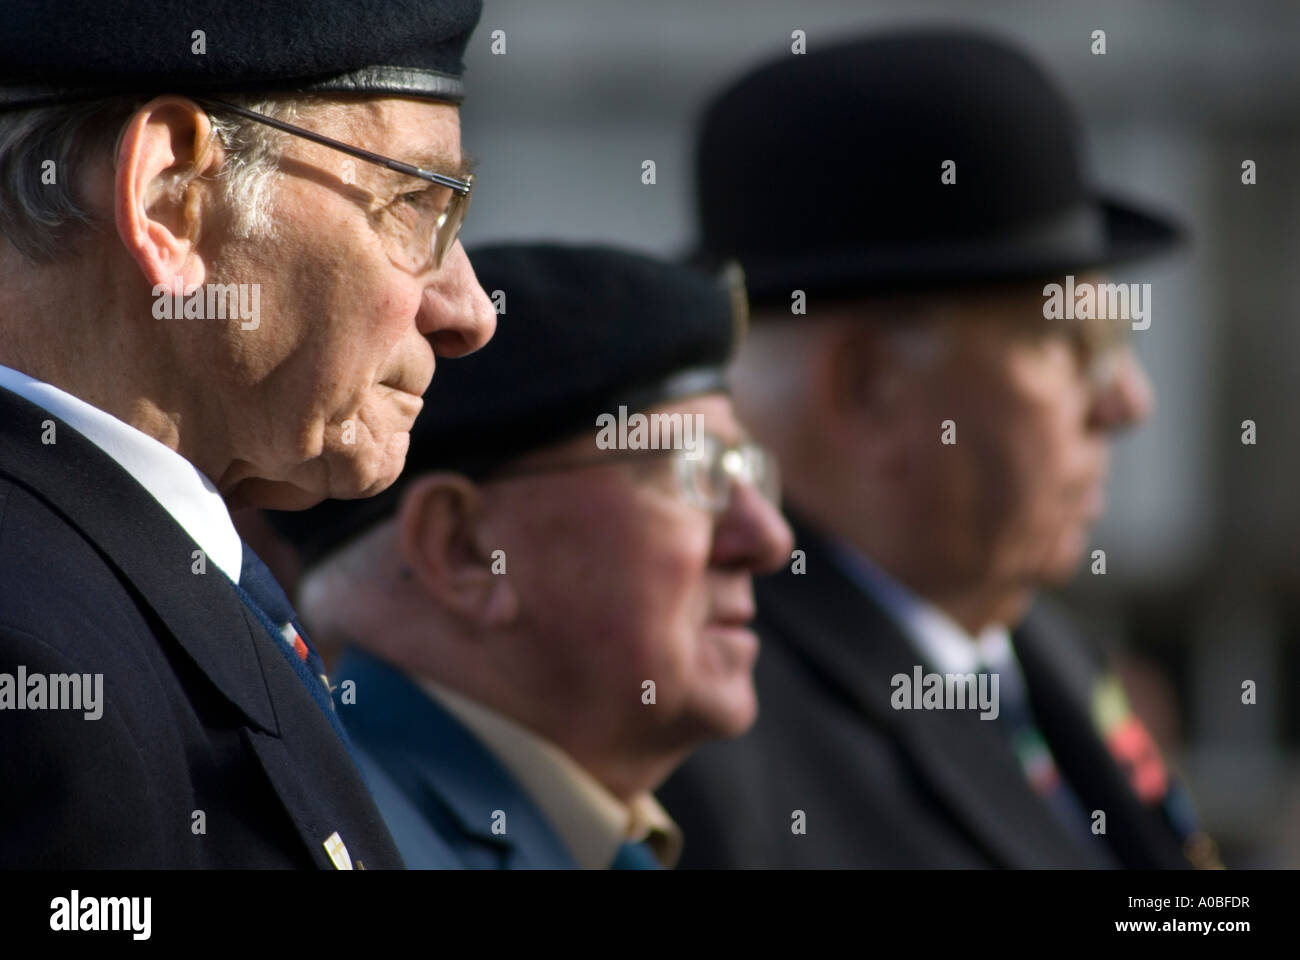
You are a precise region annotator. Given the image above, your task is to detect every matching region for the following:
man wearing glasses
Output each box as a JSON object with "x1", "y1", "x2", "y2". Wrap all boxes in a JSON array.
[
  {"x1": 269, "y1": 244, "x2": 794, "y2": 868},
  {"x1": 659, "y1": 30, "x2": 1221, "y2": 868},
  {"x1": 0, "y1": 1, "x2": 494, "y2": 867}
]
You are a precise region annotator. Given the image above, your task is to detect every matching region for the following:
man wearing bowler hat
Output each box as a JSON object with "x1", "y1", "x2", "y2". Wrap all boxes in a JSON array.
[
  {"x1": 0, "y1": 0, "x2": 495, "y2": 867},
  {"x1": 658, "y1": 29, "x2": 1220, "y2": 868},
  {"x1": 270, "y1": 244, "x2": 793, "y2": 868}
]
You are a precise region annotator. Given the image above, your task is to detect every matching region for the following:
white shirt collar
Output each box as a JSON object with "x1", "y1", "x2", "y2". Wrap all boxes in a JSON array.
[
  {"x1": 829, "y1": 539, "x2": 1012, "y2": 674},
  {"x1": 0, "y1": 365, "x2": 242, "y2": 582}
]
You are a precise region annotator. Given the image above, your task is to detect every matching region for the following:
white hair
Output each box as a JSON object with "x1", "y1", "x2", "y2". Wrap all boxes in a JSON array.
[
  {"x1": 733, "y1": 300, "x2": 954, "y2": 426},
  {"x1": 0, "y1": 94, "x2": 319, "y2": 261}
]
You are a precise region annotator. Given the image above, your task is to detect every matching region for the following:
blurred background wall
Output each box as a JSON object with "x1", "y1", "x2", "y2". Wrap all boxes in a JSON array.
[{"x1": 453, "y1": 0, "x2": 1300, "y2": 866}]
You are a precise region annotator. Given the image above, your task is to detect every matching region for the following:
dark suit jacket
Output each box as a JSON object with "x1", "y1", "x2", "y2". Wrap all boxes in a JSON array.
[
  {"x1": 335, "y1": 648, "x2": 578, "y2": 869},
  {"x1": 658, "y1": 514, "x2": 1199, "y2": 869},
  {"x1": 0, "y1": 386, "x2": 402, "y2": 868}
]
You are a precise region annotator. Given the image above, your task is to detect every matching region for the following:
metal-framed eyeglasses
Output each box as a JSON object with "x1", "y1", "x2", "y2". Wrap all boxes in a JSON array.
[
  {"x1": 484, "y1": 431, "x2": 781, "y2": 515},
  {"x1": 192, "y1": 97, "x2": 473, "y2": 273}
]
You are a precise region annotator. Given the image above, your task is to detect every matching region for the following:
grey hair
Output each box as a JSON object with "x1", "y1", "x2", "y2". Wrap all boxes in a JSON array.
[
  {"x1": 734, "y1": 300, "x2": 954, "y2": 415},
  {"x1": 0, "y1": 94, "x2": 317, "y2": 262}
]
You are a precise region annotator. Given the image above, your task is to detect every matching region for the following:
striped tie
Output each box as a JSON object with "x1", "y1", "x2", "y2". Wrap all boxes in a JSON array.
[
  {"x1": 236, "y1": 542, "x2": 332, "y2": 706},
  {"x1": 983, "y1": 651, "x2": 1095, "y2": 844}
]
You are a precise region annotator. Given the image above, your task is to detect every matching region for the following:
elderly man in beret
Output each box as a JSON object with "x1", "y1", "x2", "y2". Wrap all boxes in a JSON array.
[
  {"x1": 659, "y1": 30, "x2": 1220, "y2": 869},
  {"x1": 0, "y1": 0, "x2": 495, "y2": 868},
  {"x1": 269, "y1": 243, "x2": 793, "y2": 868}
]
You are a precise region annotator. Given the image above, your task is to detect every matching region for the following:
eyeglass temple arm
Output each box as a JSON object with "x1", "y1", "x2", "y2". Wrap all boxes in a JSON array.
[{"x1": 190, "y1": 96, "x2": 470, "y2": 193}]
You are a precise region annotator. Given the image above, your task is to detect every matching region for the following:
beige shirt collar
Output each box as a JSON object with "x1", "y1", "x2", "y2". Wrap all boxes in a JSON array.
[{"x1": 419, "y1": 678, "x2": 682, "y2": 869}]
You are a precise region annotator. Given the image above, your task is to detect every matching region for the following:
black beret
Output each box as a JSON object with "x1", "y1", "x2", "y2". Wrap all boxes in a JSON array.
[
  {"x1": 268, "y1": 242, "x2": 745, "y2": 569},
  {"x1": 693, "y1": 29, "x2": 1181, "y2": 305},
  {"x1": 0, "y1": 0, "x2": 482, "y2": 110}
]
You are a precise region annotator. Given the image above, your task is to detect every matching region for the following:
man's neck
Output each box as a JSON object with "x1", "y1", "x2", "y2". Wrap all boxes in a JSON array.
[
  {"x1": 420, "y1": 658, "x2": 683, "y2": 802},
  {"x1": 921, "y1": 586, "x2": 1029, "y2": 637},
  {"x1": 0, "y1": 343, "x2": 233, "y2": 500},
  {"x1": 0, "y1": 251, "x2": 237, "y2": 498},
  {"x1": 789, "y1": 492, "x2": 1032, "y2": 635},
  {"x1": 12, "y1": 351, "x2": 182, "y2": 448}
]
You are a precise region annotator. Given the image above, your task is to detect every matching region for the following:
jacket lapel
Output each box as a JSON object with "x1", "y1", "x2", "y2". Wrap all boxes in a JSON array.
[
  {"x1": 0, "y1": 386, "x2": 275, "y2": 732},
  {"x1": 1014, "y1": 605, "x2": 1190, "y2": 868},
  {"x1": 759, "y1": 513, "x2": 1108, "y2": 867},
  {"x1": 0, "y1": 385, "x2": 402, "y2": 868}
]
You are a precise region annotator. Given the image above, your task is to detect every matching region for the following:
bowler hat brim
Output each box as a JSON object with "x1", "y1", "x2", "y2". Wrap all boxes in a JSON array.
[{"x1": 718, "y1": 193, "x2": 1182, "y2": 306}]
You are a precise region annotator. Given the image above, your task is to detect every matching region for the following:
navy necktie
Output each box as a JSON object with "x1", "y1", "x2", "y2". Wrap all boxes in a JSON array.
[
  {"x1": 986, "y1": 656, "x2": 1096, "y2": 845},
  {"x1": 235, "y1": 542, "x2": 350, "y2": 747},
  {"x1": 609, "y1": 840, "x2": 661, "y2": 870},
  {"x1": 237, "y1": 543, "x2": 326, "y2": 680}
]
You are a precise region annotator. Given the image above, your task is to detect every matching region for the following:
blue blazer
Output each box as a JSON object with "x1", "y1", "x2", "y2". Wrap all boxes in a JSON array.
[{"x1": 335, "y1": 649, "x2": 578, "y2": 869}]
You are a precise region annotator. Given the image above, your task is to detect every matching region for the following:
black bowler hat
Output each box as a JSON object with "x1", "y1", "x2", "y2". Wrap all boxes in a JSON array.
[
  {"x1": 268, "y1": 243, "x2": 744, "y2": 569},
  {"x1": 693, "y1": 29, "x2": 1182, "y2": 305},
  {"x1": 0, "y1": 0, "x2": 481, "y2": 110}
]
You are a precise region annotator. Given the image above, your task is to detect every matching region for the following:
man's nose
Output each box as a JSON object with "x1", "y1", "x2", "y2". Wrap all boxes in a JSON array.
[
  {"x1": 711, "y1": 479, "x2": 795, "y2": 575},
  {"x1": 1089, "y1": 346, "x2": 1155, "y2": 432},
  {"x1": 418, "y1": 241, "x2": 497, "y2": 357}
]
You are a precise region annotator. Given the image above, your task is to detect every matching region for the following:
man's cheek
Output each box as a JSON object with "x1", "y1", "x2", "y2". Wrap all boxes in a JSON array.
[{"x1": 627, "y1": 561, "x2": 691, "y2": 653}]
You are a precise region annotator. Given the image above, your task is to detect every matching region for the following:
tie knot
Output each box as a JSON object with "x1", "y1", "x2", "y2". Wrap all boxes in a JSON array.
[{"x1": 609, "y1": 840, "x2": 661, "y2": 870}]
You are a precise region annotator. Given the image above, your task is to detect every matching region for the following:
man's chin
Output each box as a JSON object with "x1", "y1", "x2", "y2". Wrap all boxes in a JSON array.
[
  {"x1": 225, "y1": 446, "x2": 407, "y2": 512},
  {"x1": 347, "y1": 463, "x2": 405, "y2": 500},
  {"x1": 322, "y1": 434, "x2": 410, "y2": 500},
  {"x1": 1037, "y1": 532, "x2": 1093, "y2": 586},
  {"x1": 693, "y1": 683, "x2": 759, "y2": 741}
]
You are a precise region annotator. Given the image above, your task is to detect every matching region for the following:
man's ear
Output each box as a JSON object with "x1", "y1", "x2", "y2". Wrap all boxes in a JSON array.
[
  {"x1": 114, "y1": 96, "x2": 223, "y2": 294},
  {"x1": 813, "y1": 320, "x2": 903, "y2": 448},
  {"x1": 396, "y1": 473, "x2": 517, "y2": 627}
]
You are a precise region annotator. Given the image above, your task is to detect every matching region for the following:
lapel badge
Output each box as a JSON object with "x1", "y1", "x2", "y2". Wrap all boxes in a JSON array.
[{"x1": 323, "y1": 831, "x2": 354, "y2": 870}]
